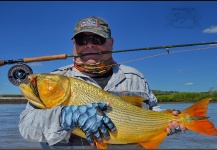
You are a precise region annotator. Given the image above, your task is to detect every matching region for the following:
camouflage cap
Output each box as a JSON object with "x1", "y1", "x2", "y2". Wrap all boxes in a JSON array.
[{"x1": 72, "y1": 16, "x2": 111, "y2": 39}]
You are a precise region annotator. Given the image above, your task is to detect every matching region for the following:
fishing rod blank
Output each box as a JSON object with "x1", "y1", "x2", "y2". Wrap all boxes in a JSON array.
[
  {"x1": 1, "y1": 41, "x2": 217, "y2": 86},
  {"x1": 0, "y1": 41, "x2": 217, "y2": 67}
]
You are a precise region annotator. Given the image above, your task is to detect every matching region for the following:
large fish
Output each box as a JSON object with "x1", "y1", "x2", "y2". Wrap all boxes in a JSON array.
[{"x1": 19, "y1": 73, "x2": 217, "y2": 149}]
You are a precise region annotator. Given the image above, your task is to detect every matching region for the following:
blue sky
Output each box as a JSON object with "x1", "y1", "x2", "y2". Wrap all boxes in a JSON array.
[{"x1": 0, "y1": 1, "x2": 217, "y2": 94}]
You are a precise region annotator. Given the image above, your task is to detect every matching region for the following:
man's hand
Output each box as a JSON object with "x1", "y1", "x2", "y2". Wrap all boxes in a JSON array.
[
  {"x1": 166, "y1": 109, "x2": 187, "y2": 136},
  {"x1": 61, "y1": 102, "x2": 116, "y2": 146}
]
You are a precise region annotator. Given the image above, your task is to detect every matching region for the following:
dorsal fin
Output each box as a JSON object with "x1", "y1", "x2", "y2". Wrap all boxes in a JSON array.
[{"x1": 120, "y1": 96, "x2": 145, "y2": 107}]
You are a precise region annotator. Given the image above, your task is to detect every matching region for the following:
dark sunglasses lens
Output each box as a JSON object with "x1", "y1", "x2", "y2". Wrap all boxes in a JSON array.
[
  {"x1": 74, "y1": 35, "x2": 106, "y2": 45},
  {"x1": 74, "y1": 36, "x2": 88, "y2": 46},
  {"x1": 92, "y1": 36, "x2": 106, "y2": 45}
]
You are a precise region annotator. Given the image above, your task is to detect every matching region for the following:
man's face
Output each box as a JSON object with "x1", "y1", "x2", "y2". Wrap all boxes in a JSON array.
[{"x1": 73, "y1": 32, "x2": 113, "y2": 64}]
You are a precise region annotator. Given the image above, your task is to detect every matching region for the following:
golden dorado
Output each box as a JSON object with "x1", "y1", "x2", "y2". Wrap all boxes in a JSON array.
[{"x1": 19, "y1": 73, "x2": 217, "y2": 149}]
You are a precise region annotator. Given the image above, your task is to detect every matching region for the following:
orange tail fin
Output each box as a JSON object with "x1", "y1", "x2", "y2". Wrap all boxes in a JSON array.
[{"x1": 181, "y1": 98, "x2": 217, "y2": 136}]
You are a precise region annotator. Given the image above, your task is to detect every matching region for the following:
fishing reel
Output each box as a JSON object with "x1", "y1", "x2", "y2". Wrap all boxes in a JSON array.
[{"x1": 8, "y1": 63, "x2": 33, "y2": 86}]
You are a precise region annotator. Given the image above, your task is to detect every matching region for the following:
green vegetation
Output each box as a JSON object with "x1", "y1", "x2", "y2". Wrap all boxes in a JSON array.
[
  {"x1": 1, "y1": 91, "x2": 217, "y2": 103},
  {"x1": 152, "y1": 90, "x2": 217, "y2": 102}
]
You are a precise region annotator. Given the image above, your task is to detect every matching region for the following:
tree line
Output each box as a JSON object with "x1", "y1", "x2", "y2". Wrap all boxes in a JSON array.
[
  {"x1": 152, "y1": 90, "x2": 217, "y2": 102},
  {"x1": 1, "y1": 90, "x2": 217, "y2": 103}
]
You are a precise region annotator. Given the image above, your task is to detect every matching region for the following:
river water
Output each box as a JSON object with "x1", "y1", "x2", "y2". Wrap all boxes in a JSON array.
[{"x1": 0, "y1": 103, "x2": 217, "y2": 149}]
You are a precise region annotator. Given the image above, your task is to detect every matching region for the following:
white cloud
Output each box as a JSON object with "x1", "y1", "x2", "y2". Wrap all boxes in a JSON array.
[
  {"x1": 203, "y1": 25, "x2": 217, "y2": 33},
  {"x1": 183, "y1": 82, "x2": 194, "y2": 86}
]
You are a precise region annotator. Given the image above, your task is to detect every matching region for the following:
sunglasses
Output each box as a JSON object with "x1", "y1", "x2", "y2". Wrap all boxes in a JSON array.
[{"x1": 74, "y1": 34, "x2": 107, "y2": 46}]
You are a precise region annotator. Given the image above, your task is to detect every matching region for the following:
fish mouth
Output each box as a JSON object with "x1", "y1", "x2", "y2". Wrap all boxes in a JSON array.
[
  {"x1": 20, "y1": 74, "x2": 71, "y2": 109},
  {"x1": 20, "y1": 75, "x2": 46, "y2": 108},
  {"x1": 29, "y1": 76, "x2": 40, "y2": 98}
]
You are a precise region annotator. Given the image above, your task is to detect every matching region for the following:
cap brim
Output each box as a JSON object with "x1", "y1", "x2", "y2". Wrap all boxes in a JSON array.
[{"x1": 71, "y1": 29, "x2": 107, "y2": 39}]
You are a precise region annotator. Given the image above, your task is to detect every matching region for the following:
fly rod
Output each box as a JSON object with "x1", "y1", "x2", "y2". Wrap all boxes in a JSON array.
[
  {"x1": 3, "y1": 41, "x2": 217, "y2": 86},
  {"x1": 1, "y1": 41, "x2": 217, "y2": 67}
]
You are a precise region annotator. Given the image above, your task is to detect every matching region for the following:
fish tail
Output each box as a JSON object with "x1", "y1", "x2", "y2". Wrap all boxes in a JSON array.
[{"x1": 181, "y1": 98, "x2": 217, "y2": 136}]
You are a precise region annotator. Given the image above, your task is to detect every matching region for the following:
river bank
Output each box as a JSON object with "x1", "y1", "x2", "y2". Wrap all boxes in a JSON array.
[
  {"x1": 1, "y1": 97, "x2": 216, "y2": 104},
  {"x1": 0, "y1": 97, "x2": 27, "y2": 104}
]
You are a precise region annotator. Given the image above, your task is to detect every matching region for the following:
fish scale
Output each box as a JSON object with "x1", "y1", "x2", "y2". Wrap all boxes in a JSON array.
[{"x1": 70, "y1": 79, "x2": 175, "y2": 140}]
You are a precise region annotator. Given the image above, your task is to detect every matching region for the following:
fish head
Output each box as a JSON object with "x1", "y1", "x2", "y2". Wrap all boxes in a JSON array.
[{"x1": 20, "y1": 73, "x2": 71, "y2": 109}]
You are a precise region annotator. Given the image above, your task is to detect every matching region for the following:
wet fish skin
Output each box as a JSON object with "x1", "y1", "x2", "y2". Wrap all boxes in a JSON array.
[{"x1": 19, "y1": 74, "x2": 217, "y2": 149}]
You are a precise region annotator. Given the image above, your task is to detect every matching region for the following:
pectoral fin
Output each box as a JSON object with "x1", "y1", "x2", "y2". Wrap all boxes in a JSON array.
[
  {"x1": 94, "y1": 140, "x2": 107, "y2": 149},
  {"x1": 120, "y1": 96, "x2": 145, "y2": 107},
  {"x1": 139, "y1": 131, "x2": 167, "y2": 149}
]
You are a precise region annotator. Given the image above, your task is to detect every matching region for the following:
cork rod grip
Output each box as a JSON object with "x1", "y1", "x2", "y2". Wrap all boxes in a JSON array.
[
  {"x1": 0, "y1": 60, "x2": 5, "y2": 67},
  {"x1": 23, "y1": 54, "x2": 67, "y2": 63}
]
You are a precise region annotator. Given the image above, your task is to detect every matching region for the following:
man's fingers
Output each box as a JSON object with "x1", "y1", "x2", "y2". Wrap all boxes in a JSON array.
[
  {"x1": 95, "y1": 102, "x2": 109, "y2": 111},
  {"x1": 99, "y1": 124, "x2": 110, "y2": 139},
  {"x1": 103, "y1": 116, "x2": 116, "y2": 131},
  {"x1": 86, "y1": 132, "x2": 95, "y2": 146},
  {"x1": 175, "y1": 126, "x2": 182, "y2": 132},
  {"x1": 172, "y1": 109, "x2": 181, "y2": 115},
  {"x1": 180, "y1": 125, "x2": 188, "y2": 132},
  {"x1": 93, "y1": 130, "x2": 103, "y2": 142},
  {"x1": 167, "y1": 121, "x2": 184, "y2": 136},
  {"x1": 169, "y1": 121, "x2": 179, "y2": 128}
]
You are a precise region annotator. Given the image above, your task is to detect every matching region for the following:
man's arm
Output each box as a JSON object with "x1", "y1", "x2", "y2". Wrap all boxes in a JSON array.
[{"x1": 19, "y1": 102, "x2": 71, "y2": 145}]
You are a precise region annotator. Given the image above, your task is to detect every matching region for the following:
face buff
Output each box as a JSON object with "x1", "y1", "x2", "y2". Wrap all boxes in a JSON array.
[{"x1": 74, "y1": 57, "x2": 114, "y2": 76}]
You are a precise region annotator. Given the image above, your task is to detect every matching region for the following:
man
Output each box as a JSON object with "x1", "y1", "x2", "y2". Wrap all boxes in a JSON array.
[{"x1": 19, "y1": 16, "x2": 186, "y2": 149}]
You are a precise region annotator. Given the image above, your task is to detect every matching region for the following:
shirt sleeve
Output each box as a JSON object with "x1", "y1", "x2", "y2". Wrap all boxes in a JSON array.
[
  {"x1": 18, "y1": 102, "x2": 72, "y2": 146},
  {"x1": 50, "y1": 65, "x2": 73, "y2": 75},
  {"x1": 141, "y1": 79, "x2": 164, "y2": 112},
  {"x1": 122, "y1": 65, "x2": 163, "y2": 112}
]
